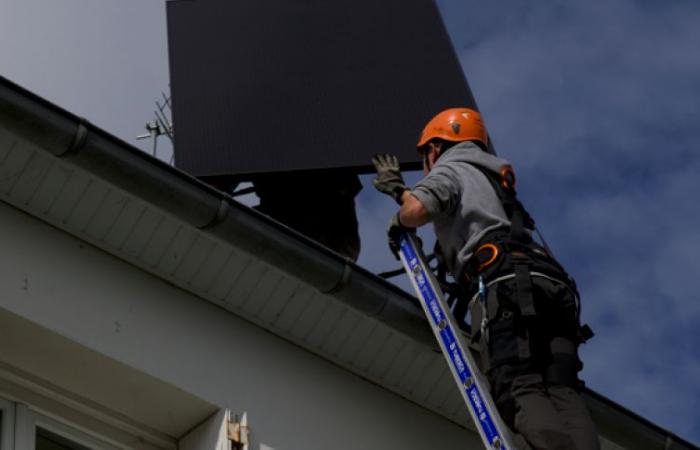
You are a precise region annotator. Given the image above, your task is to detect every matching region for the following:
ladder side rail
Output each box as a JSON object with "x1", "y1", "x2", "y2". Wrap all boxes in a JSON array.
[{"x1": 398, "y1": 231, "x2": 518, "y2": 450}]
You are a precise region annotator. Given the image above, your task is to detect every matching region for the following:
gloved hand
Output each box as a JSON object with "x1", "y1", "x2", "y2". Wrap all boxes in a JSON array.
[
  {"x1": 371, "y1": 154, "x2": 408, "y2": 205},
  {"x1": 387, "y1": 212, "x2": 416, "y2": 259}
]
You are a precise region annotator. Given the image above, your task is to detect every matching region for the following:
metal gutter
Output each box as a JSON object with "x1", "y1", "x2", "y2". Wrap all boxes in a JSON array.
[
  {"x1": 0, "y1": 75, "x2": 432, "y2": 346},
  {"x1": 0, "y1": 75, "x2": 697, "y2": 450}
]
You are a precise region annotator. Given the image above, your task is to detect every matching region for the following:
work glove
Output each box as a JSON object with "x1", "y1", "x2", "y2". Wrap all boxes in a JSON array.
[
  {"x1": 387, "y1": 212, "x2": 419, "y2": 259},
  {"x1": 371, "y1": 154, "x2": 408, "y2": 205}
]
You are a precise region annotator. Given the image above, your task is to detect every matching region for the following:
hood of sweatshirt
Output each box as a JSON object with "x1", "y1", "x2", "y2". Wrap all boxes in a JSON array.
[{"x1": 436, "y1": 141, "x2": 510, "y2": 176}]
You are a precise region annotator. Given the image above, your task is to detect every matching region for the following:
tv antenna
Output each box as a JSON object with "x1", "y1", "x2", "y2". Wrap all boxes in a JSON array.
[{"x1": 137, "y1": 92, "x2": 174, "y2": 163}]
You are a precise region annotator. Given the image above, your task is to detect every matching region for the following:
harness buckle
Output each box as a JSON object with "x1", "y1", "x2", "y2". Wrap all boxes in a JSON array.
[
  {"x1": 500, "y1": 165, "x2": 516, "y2": 191},
  {"x1": 510, "y1": 250, "x2": 529, "y2": 263}
]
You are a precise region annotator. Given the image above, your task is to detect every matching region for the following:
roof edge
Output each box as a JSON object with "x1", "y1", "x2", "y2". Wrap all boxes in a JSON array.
[{"x1": 0, "y1": 74, "x2": 434, "y2": 346}]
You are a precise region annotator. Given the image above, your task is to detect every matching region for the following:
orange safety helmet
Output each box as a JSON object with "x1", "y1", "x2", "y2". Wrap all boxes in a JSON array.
[{"x1": 416, "y1": 107, "x2": 488, "y2": 150}]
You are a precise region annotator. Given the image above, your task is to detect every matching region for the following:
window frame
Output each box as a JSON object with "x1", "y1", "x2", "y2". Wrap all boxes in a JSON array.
[
  {"x1": 0, "y1": 397, "x2": 15, "y2": 450},
  {"x1": 14, "y1": 404, "x2": 121, "y2": 450}
]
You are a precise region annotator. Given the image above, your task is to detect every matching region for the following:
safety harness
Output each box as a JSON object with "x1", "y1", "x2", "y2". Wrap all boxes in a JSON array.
[{"x1": 452, "y1": 163, "x2": 594, "y2": 377}]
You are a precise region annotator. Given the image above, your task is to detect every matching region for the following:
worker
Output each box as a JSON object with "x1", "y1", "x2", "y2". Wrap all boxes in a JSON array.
[
  {"x1": 206, "y1": 171, "x2": 362, "y2": 262},
  {"x1": 371, "y1": 108, "x2": 599, "y2": 450},
  {"x1": 253, "y1": 170, "x2": 362, "y2": 261}
]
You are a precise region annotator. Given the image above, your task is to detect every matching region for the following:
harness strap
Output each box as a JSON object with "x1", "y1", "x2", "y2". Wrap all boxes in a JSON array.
[
  {"x1": 486, "y1": 287, "x2": 499, "y2": 321},
  {"x1": 512, "y1": 252, "x2": 536, "y2": 361},
  {"x1": 502, "y1": 190, "x2": 527, "y2": 243},
  {"x1": 471, "y1": 164, "x2": 535, "y2": 245},
  {"x1": 545, "y1": 337, "x2": 583, "y2": 388},
  {"x1": 513, "y1": 258, "x2": 536, "y2": 317},
  {"x1": 476, "y1": 287, "x2": 501, "y2": 372},
  {"x1": 517, "y1": 332, "x2": 531, "y2": 361}
]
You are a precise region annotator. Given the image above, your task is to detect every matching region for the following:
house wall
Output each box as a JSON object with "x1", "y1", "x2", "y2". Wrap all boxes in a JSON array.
[{"x1": 0, "y1": 200, "x2": 481, "y2": 450}]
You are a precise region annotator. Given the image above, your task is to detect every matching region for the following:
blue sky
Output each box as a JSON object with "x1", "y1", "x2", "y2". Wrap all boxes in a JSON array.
[
  {"x1": 1, "y1": 0, "x2": 698, "y2": 445},
  {"x1": 450, "y1": 2, "x2": 700, "y2": 444}
]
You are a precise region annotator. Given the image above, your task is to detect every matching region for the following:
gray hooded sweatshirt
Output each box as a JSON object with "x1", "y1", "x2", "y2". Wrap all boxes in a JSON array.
[{"x1": 410, "y1": 141, "x2": 514, "y2": 276}]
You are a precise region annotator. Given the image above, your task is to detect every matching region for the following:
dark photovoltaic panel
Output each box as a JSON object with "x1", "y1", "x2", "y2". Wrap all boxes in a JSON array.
[{"x1": 167, "y1": 0, "x2": 478, "y2": 178}]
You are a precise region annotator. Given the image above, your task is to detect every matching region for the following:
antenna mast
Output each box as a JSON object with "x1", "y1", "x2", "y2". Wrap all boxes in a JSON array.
[{"x1": 137, "y1": 92, "x2": 175, "y2": 163}]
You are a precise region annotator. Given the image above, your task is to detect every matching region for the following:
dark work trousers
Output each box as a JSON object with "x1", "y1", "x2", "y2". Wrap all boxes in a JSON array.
[{"x1": 468, "y1": 277, "x2": 600, "y2": 450}]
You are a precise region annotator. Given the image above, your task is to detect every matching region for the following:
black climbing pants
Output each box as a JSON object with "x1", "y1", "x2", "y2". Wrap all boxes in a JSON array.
[
  {"x1": 463, "y1": 277, "x2": 600, "y2": 450},
  {"x1": 488, "y1": 362, "x2": 600, "y2": 450}
]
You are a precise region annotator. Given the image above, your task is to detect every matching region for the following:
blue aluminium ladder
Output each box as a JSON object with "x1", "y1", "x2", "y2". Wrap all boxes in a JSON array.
[{"x1": 397, "y1": 230, "x2": 518, "y2": 450}]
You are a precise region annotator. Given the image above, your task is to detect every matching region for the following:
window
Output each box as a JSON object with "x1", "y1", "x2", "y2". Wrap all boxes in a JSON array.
[{"x1": 35, "y1": 427, "x2": 92, "y2": 450}]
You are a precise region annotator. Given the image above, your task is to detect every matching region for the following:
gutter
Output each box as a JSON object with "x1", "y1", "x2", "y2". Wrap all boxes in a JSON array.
[
  {"x1": 0, "y1": 75, "x2": 697, "y2": 450},
  {"x1": 0, "y1": 75, "x2": 433, "y2": 346}
]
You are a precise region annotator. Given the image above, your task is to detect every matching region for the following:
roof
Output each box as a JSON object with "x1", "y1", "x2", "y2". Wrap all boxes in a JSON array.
[{"x1": 0, "y1": 74, "x2": 696, "y2": 450}]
